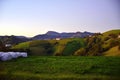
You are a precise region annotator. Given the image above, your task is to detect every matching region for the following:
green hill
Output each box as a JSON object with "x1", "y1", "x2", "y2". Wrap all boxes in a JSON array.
[
  {"x1": 103, "y1": 29, "x2": 120, "y2": 35},
  {"x1": 13, "y1": 40, "x2": 54, "y2": 56},
  {"x1": 102, "y1": 29, "x2": 120, "y2": 38},
  {"x1": 101, "y1": 29, "x2": 120, "y2": 55},
  {"x1": 53, "y1": 38, "x2": 85, "y2": 56},
  {"x1": 12, "y1": 29, "x2": 120, "y2": 56},
  {"x1": 12, "y1": 41, "x2": 30, "y2": 49},
  {"x1": 12, "y1": 38, "x2": 86, "y2": 56}
]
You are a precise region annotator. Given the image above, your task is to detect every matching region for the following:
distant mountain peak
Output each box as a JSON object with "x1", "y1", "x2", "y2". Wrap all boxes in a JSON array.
[{"x1": 46, "y1": 31, "x2": 60, "y2": 35}]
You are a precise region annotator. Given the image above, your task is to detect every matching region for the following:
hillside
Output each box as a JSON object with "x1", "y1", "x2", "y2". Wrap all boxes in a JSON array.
[
  {"x1": 103, "y1": 29, "x2": 120, "y2": 35},
  {"x1": 102, "y1": 29, "x2": 120, "y2": 38},
  {"x1": 101, "y1": 29, "x2": 120, "y2": 56},
  {"x1": 10, "y1": 29, "x2": 120, "y2": 56},
  {"x1": 53, "y1": 38, "x2": 85, "y2": 56},
  {"x1": 12, "y1": 41, "x2": 30, "y2": 49},
  {"x1": 103, "y1": 46, "x2": 120, "y2": 56},
  {"x1": 0, "y1": 35, "x2": 29, "y2": 45},
  {"x1": 12, "y1": 38, "x2": 86, "y2": 56}
]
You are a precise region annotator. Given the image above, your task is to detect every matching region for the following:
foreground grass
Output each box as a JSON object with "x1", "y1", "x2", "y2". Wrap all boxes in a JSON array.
[{"x1": 0, "y1": 56, "x2": 120, "y2": 80}]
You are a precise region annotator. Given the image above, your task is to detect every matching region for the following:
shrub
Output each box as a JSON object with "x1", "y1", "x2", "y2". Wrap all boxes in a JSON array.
[{"x1": 62, "y1": 40, "x2": 81, "y2": 56}]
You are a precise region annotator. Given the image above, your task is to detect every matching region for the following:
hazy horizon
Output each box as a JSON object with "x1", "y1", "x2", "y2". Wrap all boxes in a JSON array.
[{"x1": 0, "y1": 0, "x2": 120, "y2": 37}]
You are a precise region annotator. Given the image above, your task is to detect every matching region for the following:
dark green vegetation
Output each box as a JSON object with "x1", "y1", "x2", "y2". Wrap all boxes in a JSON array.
[
  {"x1": 62, "y1": 40, "x2": 84, "y2": 55},
  {"x1": 0, "y1": 56, "x2": 120, "y2": 80},
  {"x1": 12, "y1": 29, "x2": 120, "y2": 56}
]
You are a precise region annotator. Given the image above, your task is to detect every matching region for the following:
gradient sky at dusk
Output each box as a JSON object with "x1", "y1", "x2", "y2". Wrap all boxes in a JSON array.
[{"x1": 0, "y1": 0, "x2": 120, "y2": 37}]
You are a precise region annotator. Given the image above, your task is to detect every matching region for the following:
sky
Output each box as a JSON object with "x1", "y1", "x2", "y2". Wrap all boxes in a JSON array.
[{"x1": 0, "y1": 0, "x2": 120, "y2": 37}]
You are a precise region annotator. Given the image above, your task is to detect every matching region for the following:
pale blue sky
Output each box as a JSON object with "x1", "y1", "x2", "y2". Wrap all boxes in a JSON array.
[{"x1": 0, "y1": 0, "x2": 120, "y2": 37}]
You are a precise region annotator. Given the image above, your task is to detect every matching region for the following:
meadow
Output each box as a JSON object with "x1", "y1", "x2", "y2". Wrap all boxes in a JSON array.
[{"x1": 0, "y1": 56, "x2": 120, "y2": 80}]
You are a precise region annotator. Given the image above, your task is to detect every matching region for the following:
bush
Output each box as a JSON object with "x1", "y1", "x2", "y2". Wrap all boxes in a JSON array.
[{"x1": 62, "y1": 40, "x2": 81, "y2": 56}]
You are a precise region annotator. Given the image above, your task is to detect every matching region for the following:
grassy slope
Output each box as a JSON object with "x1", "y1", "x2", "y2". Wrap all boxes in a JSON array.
[
  {"x1": 12, "y1": 29, "x2": 120, "y2": 56},
  {"x1": 102, "y1": 29, "x2": 120, "y2": 38},
  {"x1": 52, "y1": 38, "x2": 72, "y2": 55},
  {"x1": 0, "y1": 56, "x2": 120, "y2": 80},
  {"x1": 103, "y1": 46, "x2": 120, "y2": 56},
  {"x1": 12, "y1": 38, "x2": 73, "y2": 49},
  {"x1": 101, "y1": 29, "x2": 120, "y2": 56},
  {"x1": 12, "y1": 41, "x2": 30, "y2": 49},
  {"x1": 53, "y1": 38, "x2": 85, "y2": 55},
  {"x1": 12, "y1": 38, "x2": 85, "y2": 55},
  {"x1": 103, "y1": 29, "x2": 120, "y2": 35}
]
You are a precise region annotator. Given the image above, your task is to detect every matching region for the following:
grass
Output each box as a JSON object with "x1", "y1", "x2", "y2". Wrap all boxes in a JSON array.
[
  {"x1": 102, "y1": 29, "x2": 120, "y2": 39},
  {"x1": 0, "y1": 56, "x2": 120, "y2": 80},
  {"x1": 103, "y1": 29, "x2": 120, "y2": 35},
  {"x1": 103, "y1": 46, "x2": 120, "y2": 56},
  {"x1": 12, "y1": 41, "x2": 30, "y2": 49}
]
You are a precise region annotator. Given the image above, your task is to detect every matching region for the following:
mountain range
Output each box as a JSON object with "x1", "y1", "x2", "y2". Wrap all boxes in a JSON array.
[
  {"x1": 0, "y1": 31, "x2": 94, "y2": 45},
  {"x1": 32, "y1": 31, "x2": 94, "y2": 40}
]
